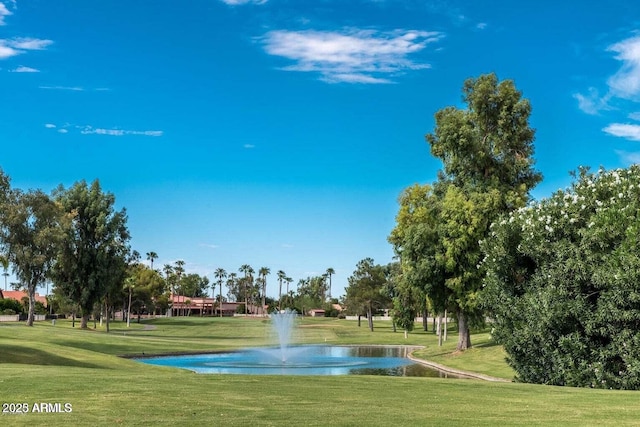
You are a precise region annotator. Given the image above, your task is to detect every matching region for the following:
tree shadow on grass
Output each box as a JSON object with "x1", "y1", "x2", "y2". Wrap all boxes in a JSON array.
[{"x1": 0, "y1": 345, "x2": 104, "y2": 369}]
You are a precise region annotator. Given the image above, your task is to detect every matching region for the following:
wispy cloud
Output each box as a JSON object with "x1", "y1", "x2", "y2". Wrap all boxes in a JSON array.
[
  {"x1": 39, "y1": 85, "x2": 84, "y2": 91},
  {"x1": 243, "y1": 144, "x2": 255, "y2": 149},
  {"x1": 11, "y1": 65, "x2": 38, "y2": 72},
  {"x1": 576, "y1": 34, "x2": 640, "y2": 142},
  {"x1": 45, "y1": 123, "x2": 163, "y2": 137},
  {"x1": 615, "y1": 149, "x2": 640, "y2": 165},
  {"x1": 260, "y1": 28, "x2": 443, "y2": 84},
  {"x1": 9, "y1": 37, "x2": 53, "y2": 50},
  {"x1": 0, "y1": 3, "x2": 12, "y2": 26},
  {"x1": 604, "y1": 123, "x2": 640, "y2": 141},
  {"x1": 0, "y1": 37, "x2": 53, "y2": 59},
  {"x1": 573, "y1": 87, "x2": 611, "y2": 115},
  {"x1": 199, "y1": 243, "x2": 220, "y2": 249},
  {"x1": 219, "y1": 0, "x2": 267, "y2": 5},
  {"x1": 607, "y1": 35, "x2": 640, "y2": 101},
  {"x1": 80, "y1": 126, "x2": 163, "y2": 137},
  {"x1": 476, "y1": 22, "x2": 488, "y2": 30}
]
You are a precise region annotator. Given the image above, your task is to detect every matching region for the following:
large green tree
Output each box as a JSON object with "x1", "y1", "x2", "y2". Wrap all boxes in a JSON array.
[
  {"x1": 391, "y1": 73, "x2": 541, "y2": 350},
  {"x1": 52, "y1": 180, "x2": 130, "y2": 329},
  {"x1": 344, "y1": 258, "x2": 391, "y2": 332},
  {"x1": 0, "y1": 176, "x2": 65, "y2": 326},
  {"x1": 482, "y1": 166, "x2": 640, "y2": 389}
]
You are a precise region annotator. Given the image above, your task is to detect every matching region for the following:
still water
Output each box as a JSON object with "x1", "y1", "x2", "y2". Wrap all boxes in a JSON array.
[{"x1": 134, "y1": 345, "x2": 466, "y2": 377}]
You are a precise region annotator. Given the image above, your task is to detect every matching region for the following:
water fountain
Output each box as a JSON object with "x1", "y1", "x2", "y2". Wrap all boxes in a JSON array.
[
  {"x1": 270, "y1": 309, "x2": 297, "y2": 363},
  {"x1": 133, "y1": 311, "x2": 463, "y2": 377}
]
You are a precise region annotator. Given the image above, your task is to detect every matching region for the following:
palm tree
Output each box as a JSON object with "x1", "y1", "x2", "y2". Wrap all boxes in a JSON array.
[
  {"x1": 163, "y1": 264, "x2": 174, "y2": 316},
  {"x1": 214, "y1": 268, "x2": 227, "y2": 317},
  {"x1": 276, "y1": 270, "x2": 286, "y2": 312},
  {"x1": 174, "y1": 260, "x2": 185, "y2": 316},
  {"x1": 258, "y1": 267, "x2": 270, "y2": 316},
  {"x1": 285, "y1": 276, "x2": 293, "y2": 308},
  {"x1": 238, "y1": 264, "x2": 254, "y2": 314},
  {"x1": 146, "y1": 251, "x2": 158, "y2": 271},
  {"x1": 326, "y1": 268, "x2": 335, "y2": 300}
]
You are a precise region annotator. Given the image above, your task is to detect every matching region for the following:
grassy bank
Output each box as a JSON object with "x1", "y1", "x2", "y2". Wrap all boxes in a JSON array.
[{"x1": 0, "y1": 316, "x2": 637, "y2": 426}]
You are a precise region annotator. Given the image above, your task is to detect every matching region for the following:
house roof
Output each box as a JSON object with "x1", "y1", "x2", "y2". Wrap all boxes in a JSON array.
[{"x1": 1, "y1": 290, "x2": 48, "y2": 306}]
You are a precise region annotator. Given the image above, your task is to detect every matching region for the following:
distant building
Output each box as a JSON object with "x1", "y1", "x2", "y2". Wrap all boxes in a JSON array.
[
  {"x1": 308, "y1": 309, "x2": 325, "y2": 317},
  {"x1": 168, "y1": 294, "x2": 267, "y2": 317},
  {"x1": 0, "y1": 290, "x2": 47, "y2": 307}
]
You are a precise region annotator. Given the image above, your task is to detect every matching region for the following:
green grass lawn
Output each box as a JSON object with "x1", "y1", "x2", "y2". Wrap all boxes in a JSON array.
[{"x1": 0, "y1": 316, "x2": 638, "y2": 426}]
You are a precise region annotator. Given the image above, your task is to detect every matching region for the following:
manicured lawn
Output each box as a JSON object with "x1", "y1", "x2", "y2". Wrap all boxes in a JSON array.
[{"x1": 0, "y1": 316, "x2": 638, "y2": 426}]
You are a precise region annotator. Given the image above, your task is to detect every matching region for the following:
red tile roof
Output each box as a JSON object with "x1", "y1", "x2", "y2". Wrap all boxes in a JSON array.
[{"x1": 0, "y1": 290, "x2": 48, "y2": 306}]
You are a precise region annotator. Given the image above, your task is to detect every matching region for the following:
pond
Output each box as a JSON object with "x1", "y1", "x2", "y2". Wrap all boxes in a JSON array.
[{"x1": 133, "y1": 345, "x2": 467, "y2": 377}]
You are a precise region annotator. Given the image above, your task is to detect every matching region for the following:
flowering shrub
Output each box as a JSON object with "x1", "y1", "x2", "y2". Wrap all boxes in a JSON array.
[{"x1": 481, "y1": 166, "x2": 640, "y2": 389}]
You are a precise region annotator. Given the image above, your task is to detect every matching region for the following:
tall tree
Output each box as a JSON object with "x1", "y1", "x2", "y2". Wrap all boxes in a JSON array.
[
  {"x1": 146, "y1": 251, "x2": 158, "y2": 271},
  {"x1": 258, "y1": 267, "x2": 270, "y2": 315},
  {"x1": 326, "y1": 268, "x2": 335, "y2": 300},
  {"x1": 392, "y1": 73, "x2": 541, "y2": 350},
  {"x1": 277, "y1": 270, "x2": 286, "y2": 311},
  {"x1": 238, "y1": 264, "x2": 254, "y2": 313},
  {"x1": 344, "y1": 258, "x2": 390, "y2": 332},
  {"x1": 214, "y1": 268, "x2": 227, "y2": 317},
  {"x1": 52, "y1": 180, "x2": 130, "y2": 329},
  {"x1": 0, "y1": 182, "x2": 65, "y2": 326},
  {"x1": 226, "y1": 272, "x2": 238, "y2": 302},
  {"x1": 174, "y1": 260, "x2": 185, "y2": 316}
]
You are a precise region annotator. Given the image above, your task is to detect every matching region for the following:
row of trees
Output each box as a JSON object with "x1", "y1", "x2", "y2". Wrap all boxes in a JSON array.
[
  {"x1": 386, "y1": 72, "x2": 640, "y2": 390},
  {"x1": 389, "y1": 73, "x2": 542, "y2": 351},
  {"x1": 0, "y1": 174, "x2": 131, "y2": 328}
]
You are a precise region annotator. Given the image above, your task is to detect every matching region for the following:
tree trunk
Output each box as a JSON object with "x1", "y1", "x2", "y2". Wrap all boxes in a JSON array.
[
  {"x1": 422, "y1": 306, "x2": 428, "y2": 332},
  {"x1": 26, "y1": 285, "x2": 36, "y2": 327},
  {"x1": 437, "y1": 315, "x2": 443, "y2": 347},
  {"x1": 367, "y1": 305, "x2": 374, "y2": 332},
  {"x1": 456, "y1": 309, "x2": 471, "y2": 350},
  {"x1": 105, "y1": 300, "x2": 110, "y2": 333},
  {"x1": 444, "y1": 309, "x2": 448, "y2": 342},
  {"x1": 357, "y1": 315, "x2": 361, "y2": 327},
  {"x1": 81, "y1": 313, "x2": 89, "y2": 329},
  {"x1": 404, "y1": 329, "x2": 408, "y2": 339}
]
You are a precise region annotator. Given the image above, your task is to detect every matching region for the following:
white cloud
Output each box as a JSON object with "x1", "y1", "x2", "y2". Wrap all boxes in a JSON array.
[
  {"x1": 39, "y1": 85, "x2": 84, "y2": 91},
  {"x1": 615, "y1": 149, "x2": 640, "y2": 165},
  {"x1": 8, "y1": 37, "x2": 53, "y2": 50},
  {"x1": 0, "y1": 44, "x2": 19, "y2": 59},
  {"x1": 45, "y1": 123, "x2": 163, "y2": 137},
  {"x1": 261, "y1": 28, "x2": 443, "y2": 83},
  {"x1": 476, "y1": 22, "x2": 487, "y2": 30},
  {"x1": 629, "y1": 112, "x2": 640, "y2": 121},
  {"x1": 11, "y1": 65, "x2": 38, "y2": 72},
  {"x1": 607, "y1": 35, "x2": 640, "y2": 101},
  {"x1": 0, "y1": 37, "x2": 53, "y2": 59},
  {"x1": 573, "y1": 87, "x2": 610, "y2": 115},
  {"x1": 80, "y1": 126, "x2": 163, "y2": 137},
  {"x1": 199, "y1": 244, "x2": 220, "y2": 249},
  {"x1": 0, "y1": 3, "x2": 12, "y2": 26},
  {"x1": 603, "y1": 123, "x2": 640, "y2": 141},
  {"x1": 219, "y1": 0, "x2": 267, "y2": 5}
]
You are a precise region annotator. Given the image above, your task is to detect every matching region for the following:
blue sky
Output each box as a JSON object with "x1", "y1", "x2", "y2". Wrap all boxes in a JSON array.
[{"x1": 1, "y1": 0, "x2": 640, "y2": 300}]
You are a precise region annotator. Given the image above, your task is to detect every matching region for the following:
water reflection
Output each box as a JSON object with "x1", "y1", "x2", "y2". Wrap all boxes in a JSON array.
[{"x1": 134, "y1": 345, "x2": 466, "y2": 378}]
